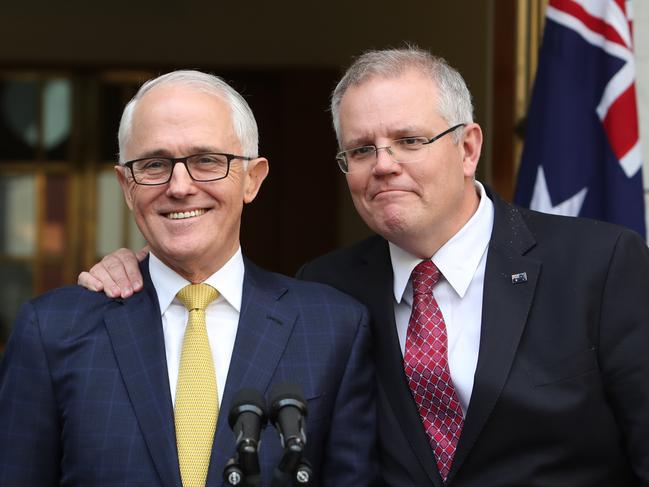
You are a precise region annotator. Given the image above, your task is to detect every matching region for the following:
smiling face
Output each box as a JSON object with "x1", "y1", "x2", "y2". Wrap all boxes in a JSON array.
[
  {"x1": 338, "y1": 69, "x2": 483, "y2": 258},
  {"x1": 116, "y1": 83, "x2": 268, "y2": 282}
]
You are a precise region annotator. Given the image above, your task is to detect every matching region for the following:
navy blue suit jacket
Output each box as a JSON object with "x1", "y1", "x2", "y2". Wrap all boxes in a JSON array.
[
  {"x1": 0, "y1": 257, "x2": 378, "y2": 486},
  {"x1": 298, "y1": 189, "x2": 649, "y2": 486}
]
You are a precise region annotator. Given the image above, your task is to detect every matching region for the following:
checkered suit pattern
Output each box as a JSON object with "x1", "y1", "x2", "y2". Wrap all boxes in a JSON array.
[{"x1": 0, "y1": 258, "x2": 379, "y2": 486}]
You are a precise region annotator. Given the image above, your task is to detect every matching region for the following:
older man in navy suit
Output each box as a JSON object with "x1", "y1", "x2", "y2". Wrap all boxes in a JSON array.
[{"x1": 0, "y1": 71, "x2": 378, "y2": 486}]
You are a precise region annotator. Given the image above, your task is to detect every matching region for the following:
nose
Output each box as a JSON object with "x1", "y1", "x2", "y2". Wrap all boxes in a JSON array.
[
  {"x1": 166, "y1": 161, "x2": 197, "y2": 197},
  {"x1": 372, "y1": 145, "x2": 401, "y2": 176}
]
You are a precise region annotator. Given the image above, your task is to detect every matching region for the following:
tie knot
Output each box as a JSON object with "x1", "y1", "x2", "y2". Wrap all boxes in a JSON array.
[
  {"x1": 177, "y1": 283, "x2": 219, "y2": 311},
  {"x1": 411, "y1": 260, "x2": 441, "y2": 295}
]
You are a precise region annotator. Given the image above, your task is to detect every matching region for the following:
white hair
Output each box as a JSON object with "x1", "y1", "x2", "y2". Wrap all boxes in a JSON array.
[
  {"x1": 331, "y1": 46, "x2": 474, "y2": 145},
  {"x1": 117, "y1": 70, "x2": 259, "y2": 163}
]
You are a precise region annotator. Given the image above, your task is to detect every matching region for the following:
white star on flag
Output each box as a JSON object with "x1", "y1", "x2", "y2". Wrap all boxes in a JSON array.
[{"x1": 530, "y1": 166, "x2": 588, "y2": 217}]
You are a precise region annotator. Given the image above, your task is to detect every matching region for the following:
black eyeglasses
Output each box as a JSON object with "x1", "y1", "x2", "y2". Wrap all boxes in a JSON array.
[
  {"x1": 123, "y1": 152, "x2": 253, "y2": 186},
  {"x1": 336, "y1": 123, "x2": 466, "y2": 174}
]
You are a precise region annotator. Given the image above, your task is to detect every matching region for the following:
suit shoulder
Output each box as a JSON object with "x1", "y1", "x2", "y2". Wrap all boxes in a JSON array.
[
  {"x1": 297, "y1": 235, "x2": 385, "y2": 282},
  {"x1": 29, "y1": 284, "x2": 115, "y2": 312},
  {"x1": 517, "y1": 204, "x2": 643, "y2": 248},
  {"x1": 264, "y1": 267, "x2": 366, "y2": 307},
  {"x1": 308, "y1": 234, "x2": 384, "y2": 266},
  {"x1": 488, "y1": 187, "x2": 644, "y2": 251},
  {"x1": 246, "y1": 260, "x2": 367, "y2": 312},
  {"x1": 17, "y1": 285, "x2": 119, "y2": 341}
]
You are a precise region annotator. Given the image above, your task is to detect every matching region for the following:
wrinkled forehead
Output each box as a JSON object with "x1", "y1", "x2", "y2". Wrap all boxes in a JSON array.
[{"x1": 126, "y1": 84, "x2": 239, "y2": 156}]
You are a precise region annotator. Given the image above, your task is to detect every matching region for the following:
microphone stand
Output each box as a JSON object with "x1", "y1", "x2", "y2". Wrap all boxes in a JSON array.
[
  {"x1": 223, "y1": 439, "x2": 262, "y2": 487},
  {"x1": 271, "y1": 438, "x2": 313, "y2": 487}
]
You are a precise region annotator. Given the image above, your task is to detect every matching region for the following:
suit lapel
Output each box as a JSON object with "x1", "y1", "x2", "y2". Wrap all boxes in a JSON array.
[
  {"x1": 207, "y1": 259, "x2": 297, "y2": 485},
  {"x1": 447, "y1": 192, "x2": 540, "y2": 482},
  {"x1": 361, "y1": 239, "x2": 443, "y2": 486},
  {"x1": 104, "y1": 260, "x2": 181, "y2": 487}
]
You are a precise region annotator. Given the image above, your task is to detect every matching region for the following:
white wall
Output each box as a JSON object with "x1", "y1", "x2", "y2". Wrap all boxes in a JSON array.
[{"x1": 634, "y1": 0, "x2": 649, "y2": 238}]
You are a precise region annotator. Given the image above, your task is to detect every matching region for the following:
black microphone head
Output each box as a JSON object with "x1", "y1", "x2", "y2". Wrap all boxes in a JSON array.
[
  {"x1": 228, "y1": 388, "x2": 268, "y2": 429},
  {"x1": 269, "y1": 383, "x2": 307, "y2": 424}
]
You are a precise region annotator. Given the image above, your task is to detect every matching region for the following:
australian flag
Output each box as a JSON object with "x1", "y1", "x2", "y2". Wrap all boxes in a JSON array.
[{"x1": 514, "y1": 0, "x2": 646, "y2": 238}]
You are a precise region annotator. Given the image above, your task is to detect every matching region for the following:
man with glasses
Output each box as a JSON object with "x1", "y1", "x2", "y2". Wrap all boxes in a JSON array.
[
  {"x1": 0, "y1": 70, "x2": 378, "y2": 486},
  {"x1": 80, "y1": 48, "x2": 649, "y2": 486}
]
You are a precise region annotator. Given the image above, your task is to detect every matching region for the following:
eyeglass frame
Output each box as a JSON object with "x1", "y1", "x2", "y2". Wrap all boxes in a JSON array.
[
  {"x1": 335, "y1": 123, "x2": 466, "y2": 174},
  {"x1": 123, "y1": 152, "x2": 254, "y2": 186}
]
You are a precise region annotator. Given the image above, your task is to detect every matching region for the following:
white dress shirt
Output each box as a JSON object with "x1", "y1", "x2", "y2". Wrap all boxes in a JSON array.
[
  {"x1": 390, "y1": 181, "x2": 494, "y2": 414},
  {"x1": 149, "y1": 249, "x2": 244, "y2": 407}
]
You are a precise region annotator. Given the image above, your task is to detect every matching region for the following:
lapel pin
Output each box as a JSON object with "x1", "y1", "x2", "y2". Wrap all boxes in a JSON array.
[{"x1": 511, "y1": 272, "x2": 528, "y2": 284}]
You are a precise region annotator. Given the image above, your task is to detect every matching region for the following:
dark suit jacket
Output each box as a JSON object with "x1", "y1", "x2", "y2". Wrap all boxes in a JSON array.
[
  {"x1": 298, "y1": 189, "x2": 649, "y2": 486},
  {"x1": 0, "y1": 257, "x2": 378, "y2": 486}
]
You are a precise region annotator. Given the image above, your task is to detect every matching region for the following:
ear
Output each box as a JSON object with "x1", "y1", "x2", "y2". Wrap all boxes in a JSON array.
[
  {"x1": 460, "y1": 123, "x2": 483, "y2": 178},
  {"x1": 115, "y1": 165, "x2": 135, "y2": 210},
  {"x1": 243, "y1": 157, "x2": 269, "y2": 204}
]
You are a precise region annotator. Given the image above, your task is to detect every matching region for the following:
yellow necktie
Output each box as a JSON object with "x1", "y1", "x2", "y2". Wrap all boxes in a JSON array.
[{"x1": 175, "y1": 283, "x2": 219, "y2": 487}]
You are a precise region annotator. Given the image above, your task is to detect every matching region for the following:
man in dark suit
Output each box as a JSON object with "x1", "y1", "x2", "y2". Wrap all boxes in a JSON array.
[
  {"x1": 0, "y1": 70, "x2": 378, "y2": 486},
  {"x1": 77, "y1": 48, "x2": 649, "y2": 485}
]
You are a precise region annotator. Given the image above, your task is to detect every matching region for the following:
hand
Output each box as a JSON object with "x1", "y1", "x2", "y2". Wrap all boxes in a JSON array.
[{"x1": 77, "y1": 246, "x2": 149, "y2": 298}]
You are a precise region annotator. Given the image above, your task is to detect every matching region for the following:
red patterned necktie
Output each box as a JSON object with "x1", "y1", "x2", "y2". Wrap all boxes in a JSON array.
[{"x1": 403, "y1": 260, "x2": 464, "y2": 481}]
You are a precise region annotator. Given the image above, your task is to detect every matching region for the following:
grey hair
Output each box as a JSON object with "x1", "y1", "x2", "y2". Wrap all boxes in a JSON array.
[
  {"x1": 117, "y1": 70, "x2": 259, "y2": 163},
  {"x1": 331, "y1": 46, "x2": 474, "y2": 146}
]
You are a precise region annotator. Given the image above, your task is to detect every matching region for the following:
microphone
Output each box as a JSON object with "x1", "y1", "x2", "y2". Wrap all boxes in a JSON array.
[
  {"x1": 269, "y1": 383, "x2": 307, "y2": 453},
  {"x1": 227, "y1": 388, "x2": 268, "y2": 484},
  {"x1": 269, "y1": 383, "x2": 310, "y2": 486}
]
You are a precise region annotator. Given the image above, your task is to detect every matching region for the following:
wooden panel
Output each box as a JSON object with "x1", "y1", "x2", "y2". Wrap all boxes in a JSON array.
[
  {"x1": 237, "y1": 70, "x2": 340, "y2": 275},
  {"x1": 491, "y1": 0, "x2": 518, "y2": 201}
]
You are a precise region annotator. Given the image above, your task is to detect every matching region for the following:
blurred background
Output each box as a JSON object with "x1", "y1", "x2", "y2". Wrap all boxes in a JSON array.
[{"x1": 0, "y1": 0, "x2": 647, "y2": 354}]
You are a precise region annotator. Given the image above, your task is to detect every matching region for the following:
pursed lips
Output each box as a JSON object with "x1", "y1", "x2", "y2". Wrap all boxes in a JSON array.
[{"x1": 370, "y1": 187, "x2": 413, "y2": 200}]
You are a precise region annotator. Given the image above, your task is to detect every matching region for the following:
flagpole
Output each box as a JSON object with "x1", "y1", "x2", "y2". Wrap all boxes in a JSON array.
[{"x1": 633, "y1": 0, "x2": 649, "y2": 240}]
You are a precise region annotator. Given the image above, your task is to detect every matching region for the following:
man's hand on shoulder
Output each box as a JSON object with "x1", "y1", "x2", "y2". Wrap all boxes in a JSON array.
[{"x1": 77, "y1": 246, "x2": 149, "y2": 298}]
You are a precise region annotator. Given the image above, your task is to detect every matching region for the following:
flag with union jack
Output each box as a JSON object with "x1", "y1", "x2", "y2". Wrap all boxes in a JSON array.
[{"x1": 514, "y1": 0, "x2": 646, "y2": 238}]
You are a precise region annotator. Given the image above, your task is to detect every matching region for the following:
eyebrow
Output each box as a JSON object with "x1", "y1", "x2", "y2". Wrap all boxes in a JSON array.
[
  {"x1": 343, "y1": 126, "x2": 429, "y2": 149},
  {"x1": 134, "y1": 146, "x2": 224, "y2": 159},
  {"x1": 391, "y1": 126, "x2": 429, "y2": 138}
]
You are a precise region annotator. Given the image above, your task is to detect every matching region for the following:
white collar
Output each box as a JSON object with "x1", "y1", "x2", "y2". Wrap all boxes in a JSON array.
[
  {"x1": 149, "y1": 248, "x2": 245, "y2": 314},
  {"x1": 390, "y1": 181, "x2": 494, "y2": 303}
]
